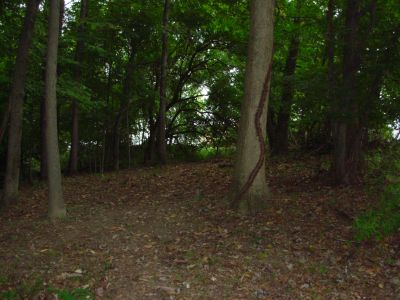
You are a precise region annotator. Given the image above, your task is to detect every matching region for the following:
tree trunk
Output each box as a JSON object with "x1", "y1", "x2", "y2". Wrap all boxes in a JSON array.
[
  {"x1": 231, "y1": 0, "x2": 275, "y2": 214},
  {"x1": 157, "y1": 0, "x2": 170, "y2": 164},
  {"x1": 0, "y1": 102, "x2": 11, "y2": 145},
  {"x1": 69, "y1": 0, "x2": 88, "y2": 175},
  {"x1": 333, "y1": 0, "x2": 361, "y2": 184},
  {"x1": 40, "y1": 96, "x2": 48, "y2": 180},
  {"x1": 145, "y1": 114, "x2": 157, "y2": 164},
  {"x1": 126, "y1": 113, "x2": 131, "y2": 168},
  {"x1": 45, "y1": 0, "x2": 66, "y2": 219},
  {"x1": 113, "y1": 42, "x2": 135, "y2": 171},
  {"x1": 1, "y1": 0, "x2": 40, "y2": 207},
  {"x1": 144, "y1": 65, "x2": 160, "y2": 164},
  {"x1": 266, "y1": 108, "x2": 276, "y2": 150},
  {"x1": 113, "y1": 117, "x2": 121, "y2": 171},
  {"x1": 274, "y1": 0, "x2": 301, "y2": 154},
  {"x1": 69, "y1": 100, "x2": 79, "y2": 173},
  {"x1": 40, "y1": 0, "x2": 64, "y2": 181}
]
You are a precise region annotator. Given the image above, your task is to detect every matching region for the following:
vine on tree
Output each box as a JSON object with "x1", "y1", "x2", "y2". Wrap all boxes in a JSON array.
[{"x1": 231, "y1": 60, "x2": 273, "y2": 210}]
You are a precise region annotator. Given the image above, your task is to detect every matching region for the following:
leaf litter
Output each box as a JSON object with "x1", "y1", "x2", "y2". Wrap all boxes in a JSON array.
[{"x1": 0, "y1": 157, "x2": 399, "y2": 299}]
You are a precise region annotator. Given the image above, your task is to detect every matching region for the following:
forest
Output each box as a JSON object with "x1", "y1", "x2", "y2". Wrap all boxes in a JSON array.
[{"x1": 0, "y1": 0, "x2": 399, "y2": 298}]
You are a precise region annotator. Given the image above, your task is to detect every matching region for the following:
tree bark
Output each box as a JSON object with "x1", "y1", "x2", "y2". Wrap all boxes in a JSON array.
[
  {"x1": 274, "y1": 0, "x2": 301, "y2": 154},
  {"x1": 40, "y1": 95, "x2": 48, "y2": 180},
  {"x1": 333, "y1": 0, "x2": 361, "y2": 184},
  {"x1": 231, "y1": 0, "x2": 275, "y2": 214},
  {"x1": 45, "y1": 0, "x2": 66, "y2": 218},
  {"x1": 266, "y1": 108, "x2": 276, "y2": 149},
  {"x1": 157, "y1": 0, "x2": 170, "y2": 164},
  {"x1": 112, "y1": 45, "x2": 135, "y2": 171},
  {"x1": 40, "y1": 0, "x2": 65, "y2": 181},
  {"x1": 144, "y1": 67, "x2": 160, "y2": 164},
  {"x1": 0, "y1": 102, "x2": 11, "y2": 145},
  {"x1": 1, "y1": 0, "x2": 40, "y2": 207},
  {"x1": 68, "y1": 0, "x2": 88, "y2": 175}
]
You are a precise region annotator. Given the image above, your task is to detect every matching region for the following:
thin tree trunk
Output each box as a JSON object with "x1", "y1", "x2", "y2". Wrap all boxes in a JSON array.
[
  {"x1": 69, "y1": 100, "x2": 79, "y2": 173},
  {"x1": 157, "y1": 0, "x2": 170, "y2": 164},
  {"x1": 126, "y1": 113, "x2": 131, "y2": 168},
  {"x1": 146, "y1": 114, "x2": 159, "y2": 164},
  {"x1": 145, "y1": 65, "x2": 160, "y2": 164},
  {"x1": 266, "y1": 108, "x2": 276, "y2": 149},
  {"x1": 274, "y1": 0, "x2": 301, "y2": 154},
  {"x1": 113, "y1": 119, "x2": 121, "y2": 171},
  {"x1": 113, "y1": 44, "x2": 135, "y2": 171},
  {"x1": 231, "y1": 0, "x2": 275, "y2": 214},
  {"x1": 101, "y1": 132, "x2": 106, "y2": 174},
  {"x1": 69, "y1": 0, "x2": 88, "y2": 175},
  {"x1": 45, "y1": 0, "x2": 66, "y2": 218},
  {"x1": 2, "y1": 0, "x2": 40, "y2": 207},
  {"x1": 40, "y1": 96, "x2": 48, "y2": 180}
]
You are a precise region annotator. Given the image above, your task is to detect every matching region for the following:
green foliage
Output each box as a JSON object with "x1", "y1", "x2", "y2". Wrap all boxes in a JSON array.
[
  {"x1": 196, "y1": 147, "x2": 235, "y2": 160},
  {"x1": 365, "y1": 144, "x2": 400, "y2": 188},
  {"x1": 355, "y1": 183, "x2": 400, "y2": 241},
  {"x1": 354, "y1": 144, "x2": 400, "y2": 241}
]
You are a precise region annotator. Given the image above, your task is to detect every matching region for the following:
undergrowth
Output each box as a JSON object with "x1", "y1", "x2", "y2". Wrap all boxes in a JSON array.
[{"x1": 354, "y1": 144, "x2": 400, "y2": 241}]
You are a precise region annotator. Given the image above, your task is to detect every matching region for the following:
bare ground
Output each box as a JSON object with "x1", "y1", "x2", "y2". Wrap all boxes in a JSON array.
[{"x1": 0, "y1": 157, "x2": 399, "y2": 299}]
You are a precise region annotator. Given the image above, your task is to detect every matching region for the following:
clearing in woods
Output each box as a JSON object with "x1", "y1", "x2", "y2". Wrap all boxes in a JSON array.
[{"x1": 0, "y1": 157, "x2": 399, "y2": 299}]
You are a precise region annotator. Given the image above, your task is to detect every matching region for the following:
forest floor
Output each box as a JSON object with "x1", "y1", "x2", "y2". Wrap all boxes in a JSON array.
[{"x1": 0, "y1": 156, "x2": 399, "y2": 300}]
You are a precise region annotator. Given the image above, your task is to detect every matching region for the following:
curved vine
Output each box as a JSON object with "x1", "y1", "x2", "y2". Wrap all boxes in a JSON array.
[{"x1": 231, "y1": 60, "x2": 273, "y2": 210}]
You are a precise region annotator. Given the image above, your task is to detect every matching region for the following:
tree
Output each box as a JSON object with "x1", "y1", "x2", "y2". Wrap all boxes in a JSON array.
[
  {"x1": 157, "y1": 0, "x2": 170, "y2": 164},
  {"x1": 273, "y1": 0, "x2": 302, "y2": 154},
  {"x1": 332, "y1": 0, "x2": 377, "y2": 184},
  {"x1": 45, "y1": 0, "x2": 66, "y2": 219},
  {"x1": 68, "y1": 0, "x2": 89, "y2": 175},
  {"x1": 231, "y1": 0, "x2": 275, "y2": 214},
  {"x1": 1, "y1": 0, "x2": 41, "y2": 207}
]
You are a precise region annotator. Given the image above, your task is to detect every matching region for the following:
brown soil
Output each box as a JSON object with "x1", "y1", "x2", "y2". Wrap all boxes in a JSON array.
[{"x1": 0, "y1": 157, "x2": 399, "y2": 299}]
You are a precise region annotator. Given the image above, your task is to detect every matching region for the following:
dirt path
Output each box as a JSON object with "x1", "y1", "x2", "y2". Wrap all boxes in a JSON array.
[{"x1": 0, "y1": 160, "x2": 399, "y2": 299}]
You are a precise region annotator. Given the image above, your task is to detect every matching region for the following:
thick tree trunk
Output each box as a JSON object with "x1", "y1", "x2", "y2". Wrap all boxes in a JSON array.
[
  {"x1": 45, "y1": 0, "x2": 66, "y2": 218},
  {"x1": 333, "y1": 0, "x2": 361, "y2": 184},
  {"x1": 69, "y1": 0, "x2": 88, "y2": 175},
  {"x1": 41, "y1": 0, "x2": 64, "y2": 181},
  {"x1": 1, "y1": 0, "x2": 40, "y2": 207},
  {"x1": 231, "y1": 0, "x2": 275, "y2": 214},
  {"x1": 274, "y1": 0, "x2": 301, "y2": 154},
  {"x1": 157, "y1": 0, "x2": 170, "y2": 164}
]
